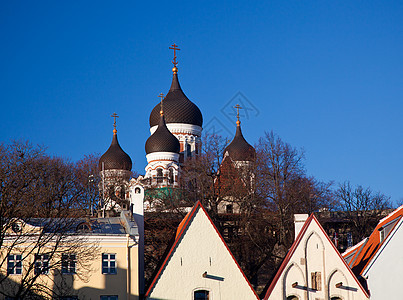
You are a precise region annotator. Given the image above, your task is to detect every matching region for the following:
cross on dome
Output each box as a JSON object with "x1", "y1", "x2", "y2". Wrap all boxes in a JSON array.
[
  {"x1": 158, "y1": 93, "x2": 165, "y2": 115},
  {"x1": 111, "y1": 112, "x2": 119, "y2": 134},
  {"x1": 234, "y1": 104, "x2": 242, "y2": 125},
  {"x1": 169, "y1": 43, "x2": 180, "y2": 67}
]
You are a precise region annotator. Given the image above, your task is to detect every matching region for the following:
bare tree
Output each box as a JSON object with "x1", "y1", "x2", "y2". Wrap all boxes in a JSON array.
[
  {"x1": 0, "y1": 141, "x2": 99, "y2": 299},
  {"x1": 335, "y1": 181, "x2": 392, "y2": 241}
]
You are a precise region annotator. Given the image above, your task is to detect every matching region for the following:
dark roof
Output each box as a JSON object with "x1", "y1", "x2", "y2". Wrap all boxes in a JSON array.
[
  {"x1": 224, "y1": 124, "x2": 255, "y2": 161},
  {"x1": 145, "y1": 114, "x2": 180, "y2": 154},
  {"x1": 149, "y1": 71, "x2": 203, "y2": 127},
  {"x1": 99, "y1": 133, "x2": 132, "y2": 171}
]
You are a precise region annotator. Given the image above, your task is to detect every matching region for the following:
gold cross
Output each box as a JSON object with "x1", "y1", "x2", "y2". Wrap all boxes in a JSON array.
[
  {"x1": 169, "y1": 43, "x2": 180, "y2": 67},
  {"x1": 111, "y1": 112, "x2": 119, "y2": 130},
  {"x1": 234, "y1": 104, "x2": 242, "y2": 124},
  {"x1": 158, "y1": 93, "x2": 165, "y2": 115}
]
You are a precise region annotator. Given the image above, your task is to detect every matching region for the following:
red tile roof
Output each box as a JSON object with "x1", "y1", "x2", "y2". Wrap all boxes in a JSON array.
[{"x1": 345, "y1": 205, "x2": 403, "y2": 275}]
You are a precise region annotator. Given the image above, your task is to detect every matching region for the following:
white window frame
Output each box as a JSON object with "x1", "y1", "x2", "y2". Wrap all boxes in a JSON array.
[
  {"x1": 102, "y1": 253, "x2": 117, "y2": 274},
  {"x1": 7, "y1": 254, "x2": 22, "y2": 275},
  {"x1": 34, "y1": 253, "x2": 49, "y2": 275},
  {"x1": 61, "y1": 254, "x2": 76, "y2": 274}
]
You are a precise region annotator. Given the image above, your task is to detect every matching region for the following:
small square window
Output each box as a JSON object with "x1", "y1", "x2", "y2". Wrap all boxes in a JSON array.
[
  {"x1": 61, "y1": 254, "x2": 76, "y2": 274},
  {"x1": 34, "y1": 254, "x2": 49, "y2": 275},
  {"x1": 102, "y1": 253, "x2": 117, "y2": 274},
  {"x1": 7, "y1": 254, "x2": 22, "y2": 275}
]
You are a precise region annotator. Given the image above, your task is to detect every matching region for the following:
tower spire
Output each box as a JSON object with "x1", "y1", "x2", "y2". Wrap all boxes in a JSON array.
[
  {"x1": 158, "y1": 93, "x2": 165, "y2": 116},
  {"x1": 234, "y1": 104, "x2": 242, "y2": 126},
  {"x1": 169, "y1": 43, "x2": 180, "y2": 73},
  {"x1": 111, "y1": 112, "x2": 119, "y2": 134}
]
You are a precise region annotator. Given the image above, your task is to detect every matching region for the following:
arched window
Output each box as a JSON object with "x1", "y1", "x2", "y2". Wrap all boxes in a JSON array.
[
  {"x1": 187, "y1": 144, "x2": 192, "y2": 158},
  {"x1": 331, "y1": 297, "x2": 342, "y2": 300},
  {"x1": 156, "y1": 168, "x2": 163, "y2": 183},
  {"x1": 135, "y1": 187, "x2": 141, "y2": 194},
  {"x1": 287, "y1": 296, "x2": 299, "y2": 300},
  {"x1": 194, "y1": 290, "x2": 209, "y2": 300},
  {"x1": 168, "y1": 168, "x2": 174, "y2": 184}
]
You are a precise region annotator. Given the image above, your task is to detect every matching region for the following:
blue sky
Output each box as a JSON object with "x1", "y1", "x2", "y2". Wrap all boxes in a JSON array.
[{"x1": 1, "y1": 1, "x2": 402, "y2": 203}]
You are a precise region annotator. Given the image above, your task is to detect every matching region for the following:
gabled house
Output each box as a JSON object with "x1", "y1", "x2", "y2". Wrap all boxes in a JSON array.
[
  {"x1": 343, "y1": 205, "x2": 403, "y2": 299},
  {"x1": 145, "y1": 201, "x2": 259, "y2": 300},
  {"x1": 263, "y1": 214, "x2": 369, "y2": 300}
]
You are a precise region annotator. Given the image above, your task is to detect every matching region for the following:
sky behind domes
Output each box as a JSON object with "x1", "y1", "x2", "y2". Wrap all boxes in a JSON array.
[{"x1": 1, "y1": 1, "x2": 403, "y2": 203}]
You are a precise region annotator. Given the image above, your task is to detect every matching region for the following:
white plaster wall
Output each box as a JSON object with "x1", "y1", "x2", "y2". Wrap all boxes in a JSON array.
[
  {"x1": 268, "y1": 220, "x2": 368, "y2": 300},
  {"x1": 148, "y1": 207, "x2": 257, "y2": 300},
  {"x1": 363, "y1": 221, "x2": 403, "y2": 300}
]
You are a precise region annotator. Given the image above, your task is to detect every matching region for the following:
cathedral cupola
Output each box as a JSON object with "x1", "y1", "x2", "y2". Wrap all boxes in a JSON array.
[
  {"x1": 144, "y1": 95, "x2": 181, "y2": 187},
  {"x1": 224, "y1": 104, "x2": 256, "y2": 163},
  {"x1": 98, "y1": 113, "x2": 132, "y2": 217},
  {"x1": 99, "y1": 113, "x2": 132, "y2": 171},
  {"x1": 145, "y1": 110, "x2": 180, "y2": 155},
  {"x1": 149, "y1": 44, "x2": 203, "y2": 129}
]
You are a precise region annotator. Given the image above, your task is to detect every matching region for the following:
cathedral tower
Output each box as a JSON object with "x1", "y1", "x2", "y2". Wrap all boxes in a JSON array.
[
  {"x1": 99, "y1": 113, "x2": 132, "y2": 215},
  {"x1": 223, "y1": 104, "x2": 256, "y2": 167},
  {"x1": 145, "y1": 100, "x2": 181, "y2": 187},
  {"x1": 148, "y1": 44, "x2": 203, "y2": 163}
]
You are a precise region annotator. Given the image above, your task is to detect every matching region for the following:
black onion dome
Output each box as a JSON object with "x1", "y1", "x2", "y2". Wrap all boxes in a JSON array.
[
  {"x1": 145, "y1": 114, "x2": 180, "y2": 154},
  {"x1": 224, "y1": 125, "x2": 256, "y2": 161},
  {"x1": 149, "y1": 71, "x2": 203, "y2": 127},
  {"x1": 99, "y1": 133, "x2": 132, "y2": 171}
]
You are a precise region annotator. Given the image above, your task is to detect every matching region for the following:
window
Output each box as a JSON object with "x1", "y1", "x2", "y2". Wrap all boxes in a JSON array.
[
  {"x1": 61, "y1": 254, "x2": 76, "y2": 274},
  {"x1": 34, "y1": 254, "x2": 49, "y2": 275},
  {"x1": 311, "y1": 272, "x2": 322, "y2": 291},
  {"x1": 156, "y1": 168, "x2": 163, "y2": 183},
  {"x1": 100, "y1": 296, "x2": 118, "y2": 300},
  {"x1": 226, "y1": 204, "x2": 233, "y2": 214},
  {"x1": 102, "y1": 253, "x2": 116, "y2": 274},
  {"x1": 380, "y1": 228, "x2": 385, "y2": 242},
  {"x1": 194, "y1": 290, "x2": 209, "y2": 300},
  {"x1": 168, "y1": 168, "x2": 174, "y2": 184},
  {"x1": 7, "y1": 254, "x2": 22, "y2": 275},
  {"x1": 187, "y1": 144, "x2": 192, "y2": 158}
]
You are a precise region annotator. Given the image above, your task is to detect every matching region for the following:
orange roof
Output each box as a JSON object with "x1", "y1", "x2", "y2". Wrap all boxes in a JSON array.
[
  {"x1": 263, "y1": 214, "x2": 369, "y2": 299},
  {"x1": 346, "y1": 205, "x2": 403, "y2": 275}
]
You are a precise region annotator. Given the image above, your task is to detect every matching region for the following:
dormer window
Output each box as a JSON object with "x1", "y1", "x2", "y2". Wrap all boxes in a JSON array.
[
  {"x1": 76, "y1": 223, "x2": 91, "y2": 233},
  {"x1": 380, "y1": 228, "x2": 385, "y2": 242}
]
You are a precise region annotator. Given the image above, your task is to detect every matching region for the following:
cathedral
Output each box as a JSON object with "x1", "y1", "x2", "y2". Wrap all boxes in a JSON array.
[{"x1": 98, "y1": 44, "x2": 255, "y2": 217}]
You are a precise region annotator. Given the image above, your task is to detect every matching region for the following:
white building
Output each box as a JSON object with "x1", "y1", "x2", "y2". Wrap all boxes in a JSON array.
[
  {"x1": 263, "y1": 214, "x2": 369, "y2": 300},
  {"x1": 145, "y1": 201, "x2": 259, "y2": 300}
]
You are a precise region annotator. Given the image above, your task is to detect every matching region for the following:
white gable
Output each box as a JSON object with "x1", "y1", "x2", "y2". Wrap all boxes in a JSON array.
[
  {"x1": 265, "y1": 216, "x2": 368, "y2": 300},
  {"x1": 147, "y1": 204, "x2": 258, "y2": 299},
  {"x1": 362, "y1": 218, "x2": 403, "y2": 300}
]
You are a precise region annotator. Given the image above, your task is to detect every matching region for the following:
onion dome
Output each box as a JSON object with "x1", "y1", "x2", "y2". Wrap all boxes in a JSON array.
[
  {"x1": 145, "y1": 113, "x2": 180, "y2": 154},
  {"x1": 149, "y1": 67, "x2": 203, "y2": 128},
  {"x1": 99, "y1": 115, "x2": 132, "y2": 171},
  {"x1": 224, "y1": 114, "x2": 255, "y2": 162}
]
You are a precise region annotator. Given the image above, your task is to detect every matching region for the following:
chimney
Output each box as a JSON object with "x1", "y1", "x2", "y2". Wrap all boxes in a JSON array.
[{"x1": 294, "y1": 214, "x2": 309, "y2": 240}]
